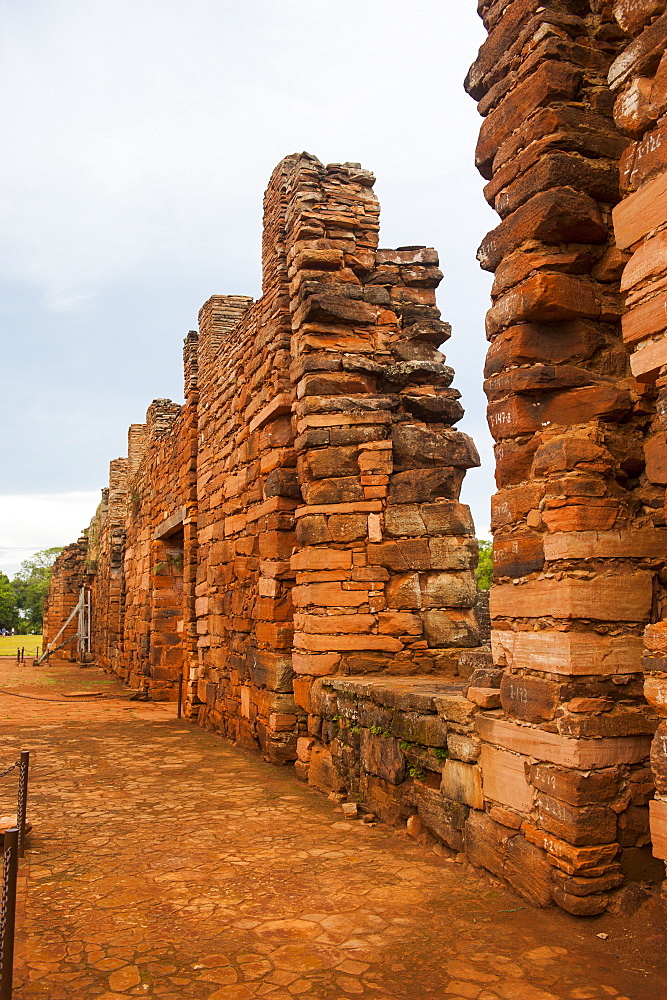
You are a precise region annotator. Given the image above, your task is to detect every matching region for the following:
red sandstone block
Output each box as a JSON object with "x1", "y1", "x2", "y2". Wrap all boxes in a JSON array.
[
  {"x1": 486, "y1": 275, "x2": 599, "y2": 336},
  {"x1": 522, "y1": 822, "x2": 619, "y2": 875},
  {"x1": 645, "y1": 430, "x2": 667, "y2": 483},
  {"x1": 493, "y1": 152, "x2": 620, "y2": 219},
  {"x1": 465, "y1": 0, "x2": 544, "y2": 99},
  {"x1": 292, "y1": 582, "x2": 369, "y2": 608},
  {"x1": 622, "y1": 292, "x2": 667, "y2": 347},
  {"x1": 479, "y1": 189, "x2": 607, "y2": 272},
  {"x1": 293, "y1": 612, "x2": 376, "y2": 633},
  {"x1": 613, "y1": 0, "x2": 667, "y2": 35},
  {"x1": 622, "y1": 120, "x2": 667, "y2": 194},
  {"x1": 259, "y1": 531, "x2": 295, "y2": 560},
  {"x1": 630, "y1": 336, "x2": 667, "y2": 383},
  {"x1": 292, "y1": 652, "x2": 340, "y2": 676},
  {"x1": 493, "y1": 532, "x2": 544, "y2": 578},
  {"x1": 476, "y1": 62, "x2": 583, "y2": 178},
  {"x1": 377, "y1": 611, "x2": 422, "y2": 636},
  {"x1": 614, "y1": 170, "x2": 667, "y2": 249},
  {"x1": 224, "y1": 514, "x2": 247, "y2": 536},
  {"x1": 291, "y1": 548, "x2": 352, "y2": 571},
  {"x1": 609, "y1": 10, "x2": 667, "y2": 92},
  {"x1": 294, "y1": 501, "x2": 382, "y2": 518},
  {"x1": 543, "y1": 528, "x2": 667, "y2": 560},
  {"x1": 487, "y1": 385, "x2": 632, "y2": 441},
  {"x1": 291, "y1": 248, "x2": 344, "y2": 271},
  {"x1": 480, "y1": 745, "x2": 534, "y2": 813},
  {"x1": 485, "y1": 362, "x2": 595, "y2": 402},
  {"x1": 490, "y1": 573, "x2": 653, "y2": 621},
  {"x1": 540, "y1": 499, "x2": 621, "y2": 532},
  {"x1": 478, "y1": 716, "x2": 651, "y2": 769},
  {"x1": 358, "y1": 450, "x2": 392, "y2": 475},
  {"x1": 294, "y1": 632, "x2": 403, "y2": 653},
  {"x1": 649, "y1": 798, "x2": 667, "y2": 859},
  {"x1": 491, "y1": 483, "x2": 545, "y2": 530},
  {"x1": 254, "y1": 622, "x2": 294, "y2": 647}
]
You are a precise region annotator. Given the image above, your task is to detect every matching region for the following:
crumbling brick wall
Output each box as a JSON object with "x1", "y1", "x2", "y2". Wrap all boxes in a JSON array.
[
  {"x1": 607, "y1": 0, "x2": 667, "y2": 872},
  {"x1": 467, "y1": 0, "x2": 665, "y2": 915},
  {"x1": 46, "y1": 153, "x2": 482, "y2": 768},
  {"x1": 86, "y1": 459, "x2": 128, "y2": 671},
  {"x1": 43, "y1": 537, "x2": 87, "y2": 660}
]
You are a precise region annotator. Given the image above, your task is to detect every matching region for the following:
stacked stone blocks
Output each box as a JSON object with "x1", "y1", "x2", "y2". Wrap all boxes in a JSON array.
[{"x1": 467, "y1": 0, "x2": 665, "y2": 915}]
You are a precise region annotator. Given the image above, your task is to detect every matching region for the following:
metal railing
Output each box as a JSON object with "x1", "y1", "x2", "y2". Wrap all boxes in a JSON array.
[{"x1": 0, "y1": 750, "x2": 30, "y2": 999}]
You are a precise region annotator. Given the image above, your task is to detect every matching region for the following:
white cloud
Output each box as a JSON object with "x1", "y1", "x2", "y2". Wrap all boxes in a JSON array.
[
  {"x1": 0, "y1": 491, "x2": 99, "y2": 577},
  {"x1": 0, "y1": 0, "x2": 487, "y2": 310},
  {"x1": 0, "y1": 0, "x2": 496, "y2": 544}
]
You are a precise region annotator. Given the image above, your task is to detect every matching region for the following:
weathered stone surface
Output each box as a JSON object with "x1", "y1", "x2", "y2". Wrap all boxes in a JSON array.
[
  {"x1": 308, "y1": 746, "x2": 346, "y2": 794},
  {"x1": 490, "y1": 575, "x2": 653, "y2": 621},
  {"x1": 479, "y1": 189, "x2": 608, "y2": 271},
  {"x1": 392, "y1": 425, "x2": 480, "y2": 471},
  {"x1": 500, "y1": 674, "x2": 562, "y2": 723},
  {"x1": 493, "y1": 533, "x2": 544, "y2": 578},
  {"x1": 360, "y1": 730, "x2": 405, "y2": 785},
  {"x1": 465, "y1": 811, "x2": 554, "y2": 907},
  {"x1": 416, "y1": 785, "x2": 467, "y2": 852},
  {"x1": 441, "y1": 760, "x2": 483, "y2": 809},
  {"x1": 528, "y1": 763, "x2": 621, "y2": 807},
  {"x1": 536, "y1": 794, "x2": 617, "y2": 847},
  {"x1": 480, "y1": 745, "x2": 534, "y2": 813},
  {"x1": 551, "y1": 886, "x2": 609, "y2": 916},
  {"x1": 422, "y1": 610, "x2": 480, "y2": 648},
  {"x1": 387, "y1": 469, "x2": 466, "y2": 504}
]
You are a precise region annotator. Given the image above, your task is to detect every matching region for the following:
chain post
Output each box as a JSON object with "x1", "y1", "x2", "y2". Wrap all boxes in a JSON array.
[
  {"x1": 16, "y1": 754, "x2": 29, "y2": 859},
  {"x1": 0, "y1": 827, "x2": 18, "y2": 1000},
  {"x1": 177, "y1": 675, "x2": 183, "y2": 719}
]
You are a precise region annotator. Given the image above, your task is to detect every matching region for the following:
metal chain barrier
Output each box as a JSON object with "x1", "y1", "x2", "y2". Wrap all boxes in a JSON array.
[
  {"x1": 0, "y1": 763, "x2": 18, "y2": 781},
  {"x1": 0, "y1": 690, "x2": 133, "y2": 704},
  {"x1": 0, "y1": 828, "x2": 18, "y2": 1000}
]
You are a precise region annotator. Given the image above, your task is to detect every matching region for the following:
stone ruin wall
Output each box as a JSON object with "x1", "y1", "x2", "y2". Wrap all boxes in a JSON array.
[
  {"x1": 43, "y1": 0, "x2": 667, "y2": 917},
  {"x1": 467, "y1": 0, "x2": 667, "y2": 915},
  {"x1": 44, "y1": 152, "x2": 486, "y2": 771},
  {"x1": 43, "y1": 537, "x2": 88, "y2": 657}
]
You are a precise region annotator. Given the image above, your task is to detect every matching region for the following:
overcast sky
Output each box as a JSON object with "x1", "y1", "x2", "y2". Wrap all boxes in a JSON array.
[{"x1": 0, "y1": 0, "x2": 495, "y2": 578}]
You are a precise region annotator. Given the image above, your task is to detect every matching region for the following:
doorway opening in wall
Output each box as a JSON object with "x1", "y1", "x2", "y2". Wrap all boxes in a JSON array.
[{"x1": 150, "y1": 525, "x2": 185, "y2": 702}]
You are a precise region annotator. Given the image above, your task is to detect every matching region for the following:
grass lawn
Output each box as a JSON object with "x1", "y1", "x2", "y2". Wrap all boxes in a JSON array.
[{"x1": 0, "y1": 634, "x2": 43, "y2": 657}]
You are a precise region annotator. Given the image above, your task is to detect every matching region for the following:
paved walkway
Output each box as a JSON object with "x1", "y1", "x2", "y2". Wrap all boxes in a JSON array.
[{"x1": 1, "y1": 657, "x2": 665, "y2": 1000}]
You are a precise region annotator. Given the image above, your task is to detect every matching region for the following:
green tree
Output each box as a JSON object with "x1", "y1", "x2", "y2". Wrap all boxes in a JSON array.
[
  {"x1": 11, "y1": 547, "x2": 63, "y2": 633},
  {"x1": 475, "y1": 539, "x2": 493, "y2": 591},
  {"x1": 0, "y1": 572, "x2": 19, "y2": 631}
]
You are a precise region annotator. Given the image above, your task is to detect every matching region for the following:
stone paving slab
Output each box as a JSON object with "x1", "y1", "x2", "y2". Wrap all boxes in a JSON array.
[{"x1": 0, "y1": 657, "x2": 665, "y2": 1000}]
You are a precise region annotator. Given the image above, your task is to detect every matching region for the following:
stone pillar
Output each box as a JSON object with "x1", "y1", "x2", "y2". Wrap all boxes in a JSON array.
[
  {"x1": 182, "y1": 330, "x2": 200, "y2": 718},
  {"x1": 608, "y1": 1, "x2": 667, "y2": 874},
  {"x1": 127, "y1": 423, "x2": 148, "y2": 477},
  {"x1": 104, "y1": 458, "x2": 128, "y2": 669},
  {"x1": 281, "y1": 155, "x2": 480, "y2": 730},
  {"x1": 468, "y1": 0, "x2": 661, "y2": 914},
  {"x1": 145, "y1": 399, "x2": 182, "y2": 699}
]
